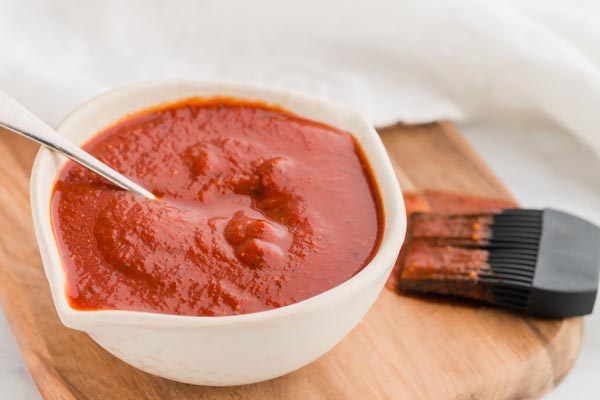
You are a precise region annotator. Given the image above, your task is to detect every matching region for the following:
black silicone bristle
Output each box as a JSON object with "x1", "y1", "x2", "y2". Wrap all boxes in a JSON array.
[
  {"x1": 481, "y1": 210, "x2": 541, "y2": 311},
  {"x1": 490, "y1": 286, "x2": 530, "y2": 309},
  {"x1": 482, "y1": 208, "x2": 600, "y2": 317}
]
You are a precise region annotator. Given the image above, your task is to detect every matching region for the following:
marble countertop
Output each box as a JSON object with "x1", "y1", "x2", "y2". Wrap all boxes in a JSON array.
[{"x1": 0, "y1": 120, "x2": 597, "y2": 399}]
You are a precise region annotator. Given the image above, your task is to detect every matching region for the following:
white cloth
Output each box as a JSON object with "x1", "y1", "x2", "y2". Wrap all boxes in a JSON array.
[
  {"x1": 1, "y1": 1, "x2": 599, "y2": 399},
  {"x1": 1, "y1": 0, "x2": 600, "y2": 156}
]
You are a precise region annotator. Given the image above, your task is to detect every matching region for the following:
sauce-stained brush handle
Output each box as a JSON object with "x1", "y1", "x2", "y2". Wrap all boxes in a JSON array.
[{"x1": 397, "y1": 208, "x2": 600, "y2": 318}]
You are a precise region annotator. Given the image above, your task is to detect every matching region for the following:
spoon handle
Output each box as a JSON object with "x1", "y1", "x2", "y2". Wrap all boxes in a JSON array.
[{"x1": 0, "y1": 91, "x2": 155, "y2": 200}]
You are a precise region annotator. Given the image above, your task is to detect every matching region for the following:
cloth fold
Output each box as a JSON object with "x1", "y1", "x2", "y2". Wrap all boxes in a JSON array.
[{"x1": 1, "y1": 0, "x2": 599, "y2": 154}]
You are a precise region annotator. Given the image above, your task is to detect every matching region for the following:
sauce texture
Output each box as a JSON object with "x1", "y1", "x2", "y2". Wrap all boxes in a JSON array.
[{"x1": 51, "y1": 98, "x2": 383, "y2": 316}]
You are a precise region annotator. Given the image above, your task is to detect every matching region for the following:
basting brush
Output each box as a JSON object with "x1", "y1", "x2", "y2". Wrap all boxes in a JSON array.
[{"x1": 397, "y1": 208, "x2": 600, "y2": 318}]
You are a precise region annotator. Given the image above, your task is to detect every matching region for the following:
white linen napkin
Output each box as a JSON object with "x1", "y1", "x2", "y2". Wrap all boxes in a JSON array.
[{"x1": 1, "y1": 0, "x2": 599, "y2": 156}]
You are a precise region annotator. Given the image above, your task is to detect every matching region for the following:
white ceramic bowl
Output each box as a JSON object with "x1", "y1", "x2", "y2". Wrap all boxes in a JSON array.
[{"x1": 30, "y1": 81, "x2": 406, "y2": 386}]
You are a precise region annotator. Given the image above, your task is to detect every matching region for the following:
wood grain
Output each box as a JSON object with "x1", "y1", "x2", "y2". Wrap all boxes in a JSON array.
[{"x1": 0, "y1": 123, "x2": 582, "y2": 399}]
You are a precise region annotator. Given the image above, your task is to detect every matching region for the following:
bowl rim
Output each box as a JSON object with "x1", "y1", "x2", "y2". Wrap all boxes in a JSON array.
[{"x1": 30, "y1": 80, "x2": 406, "y2": 329}]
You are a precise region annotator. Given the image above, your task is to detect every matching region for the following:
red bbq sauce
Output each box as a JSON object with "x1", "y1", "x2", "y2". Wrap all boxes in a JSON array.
[{"x1": 51, "y1": 98, "x2": 384, "y2": 316}]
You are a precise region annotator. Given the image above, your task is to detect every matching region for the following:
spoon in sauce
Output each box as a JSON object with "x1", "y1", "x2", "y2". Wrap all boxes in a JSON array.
[{"x1": 0, "y1": 91, "x2": 155, "y2": 200}]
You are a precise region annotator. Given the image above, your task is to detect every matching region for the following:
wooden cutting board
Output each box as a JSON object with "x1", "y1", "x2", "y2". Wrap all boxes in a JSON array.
[{"x1": 0, "y1": 122, "x2": 583, "y2": 400}]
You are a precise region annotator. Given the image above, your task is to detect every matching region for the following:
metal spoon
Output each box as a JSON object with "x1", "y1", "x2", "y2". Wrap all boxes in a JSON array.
[{"x1": 0, "y1": 91, "x2": 155, "y2": 200}]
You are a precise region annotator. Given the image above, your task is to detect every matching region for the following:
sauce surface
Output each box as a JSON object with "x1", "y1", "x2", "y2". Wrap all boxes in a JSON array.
[{"x1": 51, "y1": 99, "x2": 383, "y2": 316}]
